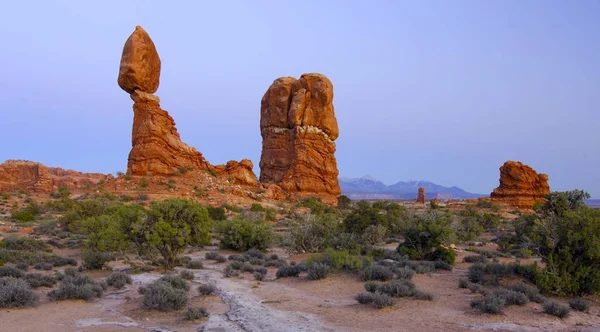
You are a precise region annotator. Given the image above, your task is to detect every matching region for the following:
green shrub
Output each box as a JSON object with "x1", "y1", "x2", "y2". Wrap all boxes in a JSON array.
[
  {"x1": 306, "y1": 249, "x2": 363, "y2": 273},
  {"x1": 207, "y1": 207, "x2": 226, "y2": 221},
  {"x1": 0, "y1": 277, "x2": 39, "y2": 308},
  {"x1": 568, "y1": 298, "x2": 589, "y2": 312},
  {"x1": 15, "y1": 262, "x2": 28, "y2": 271},
  {"x1": 307, "y1": 263, "x2": 329, "y2": 280},
  {"x1": 250, "y1": 203, "x2": 264, "y2": 212},
  {"x1": 396, "y1": 211, "x2": 454, "y2": 260},
  {"x1": 11, "y1": 210, "x2": 35, "y2": 222},
  {"x1": 337, "y1": 195, "x2": 352, "y2": 209},
  {"x1": 464, "y1": 255, "x2": 489, "y2": 264},
  {"x1": 184, "y1": 307, "x2": 209, "y2": 320},
  {"x1": 106, "y1": 271, "x2": 132, "y2": 289},
  {"x1": 198, "y1": 283, "x2": 216, "y2": 296},
  {"x1": 217, "y1": 218, "x2": 273, "y2": 252},
  {"x1": 285, "y1": 213, "x2": 341, "y2": 254},
  {"x1": 343, "y1": 201, "x2": 386, "y2": 233},
  {"x1": 24, "y1": 273, "x2": 56, "y2": 288},
  {"x1": 542, "y1": 301, "x2": 571, "y2": 318},
  {"x1": 2, "y1": 236, "x2": 47, "y2": 251},
  {"x1": 426, "y1": 246, "x2": 456, "y2": 265},
  {"x1": 83, "y1": 252, "x2": 112, "y2": 270},
  {"x1": 276, "y1": 265, "x2": 302, "y2": 278},
  {"x1": 180, "y1": 270, "x2": 194, "y2": 280},
  {"x1": 361, "y1": 224, "x2": 388, "y2": 245},
  {"x1": 142, "y1": 280, "x2": 188, "y2": 311},
  {"x1": 205, "y1": 252, "x2": 226, "y2": 262}
]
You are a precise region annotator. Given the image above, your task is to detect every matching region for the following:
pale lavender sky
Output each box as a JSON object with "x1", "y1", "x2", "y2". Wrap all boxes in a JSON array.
[{"x1": 1, "y1": 1, "x2": 598, "y2": 196}]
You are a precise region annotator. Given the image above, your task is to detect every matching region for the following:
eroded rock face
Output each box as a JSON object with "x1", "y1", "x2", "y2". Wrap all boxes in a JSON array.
[
  {"x1": 417, "y1": 187, "x2": 425, "y2": 204},
  {"x1": 259, "y1": 74, "x2": 340, "y2": 203},
  {"x1": 490, "y1": 160, "x2": 550, "y2": 209},
  {"x1": 119, "y1": 26, "x2": 257, "y2": 186},
  {"x1": 0, "y1": 160, "x2": 107, "y2": 193}
]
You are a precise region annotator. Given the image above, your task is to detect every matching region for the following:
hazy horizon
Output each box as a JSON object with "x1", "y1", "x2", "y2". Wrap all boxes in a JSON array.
[{"x1": 1, "y1": 1, "x2": 598, "y2": 197}]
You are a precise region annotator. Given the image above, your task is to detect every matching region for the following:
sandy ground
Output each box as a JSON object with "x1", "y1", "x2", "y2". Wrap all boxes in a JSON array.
[{"x1": 2, "y1": 248, "x2": 600, "y2": 332}]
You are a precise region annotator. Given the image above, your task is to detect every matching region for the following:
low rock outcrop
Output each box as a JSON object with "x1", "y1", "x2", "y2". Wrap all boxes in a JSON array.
[
  {"x1": 0, "y1": 160, "x2": 107, "y2": 193},
  {"x1": 490, "y1": 160, "x2": 550, "y2": 209},
  {"x1": 259, "y1": 74, "x2": 341, "y2": 203},
  {"x1": 417, "y1": 187, "x2": 425, "y2": 204},
  {"x1": 118, "y1": 26, "x2": 257, "y2": 186}
]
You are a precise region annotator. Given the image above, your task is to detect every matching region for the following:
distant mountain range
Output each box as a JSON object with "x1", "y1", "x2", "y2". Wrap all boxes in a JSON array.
[{"x1": 339, "y1": 176, "x2": 485, "y2": 200}]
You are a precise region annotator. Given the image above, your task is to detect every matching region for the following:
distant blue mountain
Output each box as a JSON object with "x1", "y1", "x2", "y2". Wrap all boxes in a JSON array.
[{"x1": 339, "y1": 176, "x2": 484, "y2": 200}]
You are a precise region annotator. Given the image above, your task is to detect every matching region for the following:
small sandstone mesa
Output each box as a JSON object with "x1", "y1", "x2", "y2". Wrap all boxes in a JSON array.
[
  {"x1": 490, "y1": 160, "x2": 550, "y2": 209},
  {"x1": 416, "y1": 187, "x2": 425, "y2": 204},
  {"x1": 259, "y1": 73, "x2": 341, "y2": 203}
]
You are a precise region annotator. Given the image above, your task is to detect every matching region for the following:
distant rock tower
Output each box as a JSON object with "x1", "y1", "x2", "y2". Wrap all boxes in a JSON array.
[
  {"x1": 417, "y1": 187, "x2": 425, "y2": 204},
  {"x1": 259, "y1": 73, "x2": 341, "y2": 203}
]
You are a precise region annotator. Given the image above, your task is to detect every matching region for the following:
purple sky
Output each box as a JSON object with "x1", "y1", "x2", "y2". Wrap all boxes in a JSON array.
[{"x1": 1, "y1": 1, "x2": 598, "y2": 197}]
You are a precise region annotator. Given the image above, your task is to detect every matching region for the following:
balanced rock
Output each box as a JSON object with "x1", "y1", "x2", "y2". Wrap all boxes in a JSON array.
[
  {"x1": 259, "y1": 73, "x2": 341, "y2": 203},
  {"x1": 118, "y1": 26, "x2": 161, "y2": 94},
  {"x1": 417, "y1": 187, "x2": 425, "y2": 204},
  {"x1": 118, "y1": 26, "x2": 257, "y2": 186},
  {"x1": 490, "y1": 160, "x2": 550, "y2": 209}
]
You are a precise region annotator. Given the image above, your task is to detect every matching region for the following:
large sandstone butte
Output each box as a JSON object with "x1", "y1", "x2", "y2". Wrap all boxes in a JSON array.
[
  {"x1": 118, "y1": 26, "x2": 257, "y2": 186},
  {"x1": 0, "y1": 160, "x2": 108, "y2": 193},
  {"x1": 490, "y1": 160, "x2": 550, "y2": 209},
  {"x1": 259, "y1": 74, "x2": 341, "y2": 203}
]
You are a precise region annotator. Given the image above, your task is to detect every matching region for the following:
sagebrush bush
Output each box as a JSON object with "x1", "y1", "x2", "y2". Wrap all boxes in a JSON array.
[
  {"x1": 458, "y1": 278, "x2": 470, "y2": 289},
  {"x1": 198, "y1": 283, "x2": 216, "y2": 296},
  {"x1": 492, "y1": 289, "x2": 529, "y2": 306},
  {"x1": 205, "y1": 251, "x2": 224, "y2": 261},
  {"x1": 230, "y1": 261, "x2": 244, "y2": 270},
  {"x1": 253, "y1": 272, "x2": 265, "y2": 281},
  {"x1": 378, "y1": 279, "x2": 416, "y2": 298},
  {"x1": 224, "y1": 265, "x2": 238, "y2": 278},
  {"x1": 142, "y1": 280, "x2": 188, "y2": 311},
  {"x1": 543, "y1": 301, "x2": 571, "y2": 318},
  {"x1": 413, "y1": 290, "x2": 434, "y2": 301},
  {"x1": 0, "y1": 277, "x2": 39, "y2": 308},
  {"x1": 157, "y1": 275, "x2": 189, "y2": 291},
  {"x1": 276, "y1": 265, "x2": 302, "y2": 278},
  {"x1": 470, "y1": 293, "x2": 506, "y2": 314},
  {"x1": 24, "y1": 273, "x2": 56, "y2": 288},
  {"x1": 0, "y1": 265, "x2": 25, "y2": 278},
  {"x1": 15, "y1": 261, "x2": 29, "y2": 270},
  {"x1": 186, "y1": 260, "x2": 203, "y2": 269},
  {"x1": 242, "y1": 263, "x2": 256, "y2": 273},
  {"x1": 106, "y1": 271, "x2": 132, "y2": 289},
  {"x1": 361, "y1": 265, "x2": 394, "y2": 282},
  {"x1": 34, "y1": 262, "x2": 53, "y2": 271},
  {"x1": 508, "y1": 283, "x2": 545, "y2": 303},
  {"x1": 356, "y1": 292, "x2": 375, "y2": 304},
  {"x1": 464, "y1": 255, "x2": 489, "y2": 264},
  {"x1": 307, "y1": 263, "x2": 329, "y2": 280},
  {"x1": 48, "y1": 273, "x2": 106, "y2": 301},
  {"x1": 184, "y1": 307, "x2": 209, "y2": 320},
  {"x1": 364, "y1": 281, "x2": 379, "y2": 293},
  {"x1": 307, "y1": 249, "x2": 363, "y2": 273},
  {"x1": 180, "y1": 270, "x2": 194, "y2": 280},
  {"x1": 468, "y1": 264, "x2": 485, "y2": 283},
  {"x1": 568, "y1": 298, "x2": 589, "y2": 312},
  {"x1": 395, "y1": 266, "x2": 415, "y2": 280},
  {"x1": 2, "y1": 236, "x2": 47, "y2": 251},
  {"x1": 372, "y1": 292, "x2": 396, "y2": 308}
]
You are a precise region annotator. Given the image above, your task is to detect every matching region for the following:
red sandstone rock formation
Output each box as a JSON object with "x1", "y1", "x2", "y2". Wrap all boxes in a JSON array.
[
  {"x1": 490, "y1": 160, "x2": 550, "y2": 209},
  {"x1": 417, "y1": 187, "x2": 425, "y2": 204},
  {"x1": 118, "y1": 26, "x2": 257, "y2": 186},
  {"x1": 259, "y1": 74, "x2": 341, "y2": 203},
  {"x1": 0, "y1": 160, "x2": 107, "y2": 193}
]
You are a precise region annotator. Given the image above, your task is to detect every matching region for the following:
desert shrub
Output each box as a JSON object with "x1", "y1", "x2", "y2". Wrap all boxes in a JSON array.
[
  {"x1": 217, "y1": 218, "x2": 273, "y2": 252},
  {"x1": 297, "y1": 196, "x2": 332, "y2": 215},
  {"x1": 224, "y1": 265, "x2": 238, "y2": 278},
  {"x1": 61, "y1": 198, "x2": 116, "y2": 231},
  {"x1": 0, "y1": 265, "x2": 25, "y2": 278},
  {"x1": 470, "y1": 293, "x2": 506, "y2": 314},
  {"x1": 265, "y1": 258, "x2": 287, "y2": 268},
  {"x1": 2, "y1": 235, "x2": 47, "y2": 251},
  {"x1": 205, "y1": 252, "x2": 226, "y2": 262},
  {"x1": 15, "y1": 261, "x2": 28, "y2": 271},
  {"x1": 568, "y1": 298, "x2": 589, "y2": 312},
  {"x1": 49, "y1": 256, "x2": 77, "y2": 267},
  {"x1": 396, "y1": 210, "x2": 454, "y2": 260},
  {"x1": 186, "y1": 260, "x2": 203, "y2": 269},
  {"x1": 276, "y1": 265, "x2": 302, "y2": 278},
  {"x1": 361, "y1": 265, "x2": 394, "y2": 281},
  {"x1": 513, "y1": 247, "x2": 532, "y2": 259},
  {"x1": 508, "y1": 283, "x2": 545, "y2": 303},
  {"x1": 468, "y1": 283, "x2": 485, "y2": 294},
  {"x1": 464, "y1": 255, "x2": 489, "y2": 264},
  {"x1": 34, "y1": 220, "x2": 59, "y2": 235},
  {"x1": 337, "y1": 195, "x2": 352, "y2": 209},
  {"x1": 395, "y1": 266, "x2": 415, "y2": 280},
  {"x1": 433, "y1": 260, "x2": 453, "y2": 271},
  {"x1": 285, "y1": 213, "x2": 341, "y2": 254},
  {"x1": 34, "y1": 262, "x2": 53, "y2": 270},
  {"x1": 413, "y1": 290, "x2": 434, "y2": 301},
  {"x1": 11, "y1": 210, "x2": 35, "y2": 222},
  {"x1": 198, "y1": 283, "x2": 216, "y2": 296},
  {"x1": 542, "y1": 301, "x2": 571, "y2": 318},
  {"x1": 245, "y1": 249, "x2": 266, "y2": 259},
  {"x1": 142, "y1": 280, "x2": 188, "y2": 311},
  {"x1": 458, "y1": 278, "x2": 469, "y2": 289},
  {"x1": 467, "y1": 247, "x2": 511, "y2": 258},
  {"x1": 361, "y1": 224, "x2": 388, "y2": 245},
  {"x1": 158, "y1": 275, "x2": 189, "y2": 291},
  {"x1": 372, "y1": 292, "x2": 396, "y2": 308},
  {"x1": 306, "y1": 249, "x2": 364, "y2": 273},
  {"x1": 492, "y1": 289, "x2": 529, "y2": 305},
  {"x1": 343, "y1": 201, "x2": 387, "y2": 233},
  {"x1": 468, "y1": 264, "x2": 486, "y2": 283},
  {"x1": 254, "y1": 272, "x2": 265, "y2": 281},
  {"x1": 364, "y1": 281, "x2": 379, "y2": 293},
  {"x1": 83, "y1": 251, "x2": 112, "y2": 270},
  {"x1": 250, "y1": 203, "x2": 264, "y2": 212},
  {"x1": 356, "y1": 292, "x2": 375, "y2": 304},
  {"x1": 207, "y1": 207, "x2": 226, "y2": 221},
  {"x1": 48, "y1": 273, "x2": 106, "y2": 301},
  {"x1": 377, "y1": 279, "x2": 416, "y2": 298},
  {"x1": 184, "y1": 307, "x2": 209, "y2": 320},
  {"x1": 230, "y1": 261, "x2": 244, "y2": 270},
  {"x1": 241, "y1": 263, "x2": 256, "y2": 273},
  {"x1": 106, "y1": 271, "x2": 132, "y2": 289},
  {"x1": 0, "y1": 277, "x2": 39, "y2": 307},
  {"x1": 229, "y1": 254, "x2": 247, "y2": 262},
  {"x1": 134, "y1": 199, "x2": 211, "y2": 268},
  {"x1": 24, "y1": 273, "x2": 56, "y2": 288},
  {"x1": 307, "y1": 263, "x2": 330, "y2": 280},
  {"x1": 426, "y1": 246, "x2": 456, "y2": 265}
]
